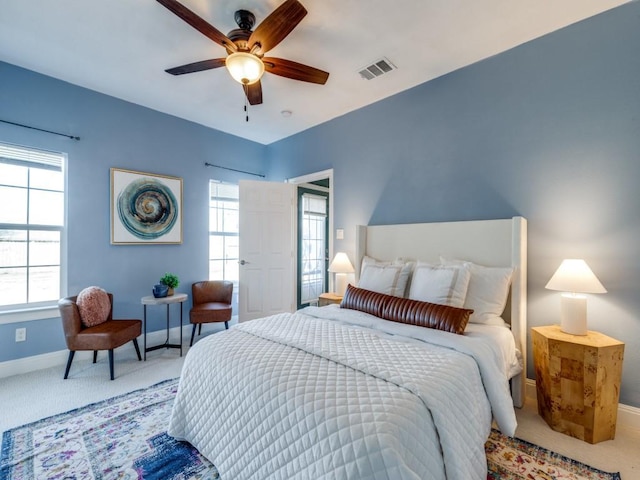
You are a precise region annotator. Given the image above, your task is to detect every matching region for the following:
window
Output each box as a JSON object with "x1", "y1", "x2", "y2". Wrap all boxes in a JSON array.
[
  {"x1": 0, "y1": 142, "x2": 66, "y2": 310},
  {"x1": 209, "y1": 181, "x2": 239, "y2": 308},
  {"x1": 298, "y1": 188, "x2": 328, "y2": 308}
]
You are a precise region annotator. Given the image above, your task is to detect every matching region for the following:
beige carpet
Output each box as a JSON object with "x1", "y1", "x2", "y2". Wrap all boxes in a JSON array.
[
  {"x1": 1, "y1": 337, "x2": 638, "y2": 479},
  {"x1": 0, "y1": 344, "x2": 186, "y2": 434},
  {"x1": 513, "y1": 398, "x2": 639, "y2": 479}
]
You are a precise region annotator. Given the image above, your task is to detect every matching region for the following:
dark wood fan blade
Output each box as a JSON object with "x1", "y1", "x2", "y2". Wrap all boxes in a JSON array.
[
  {"x1": 248, "y1": 0, "x2": 307, "y2": 55},
  {"x1": 156, "y1": 0, "x2": 236, "y2": 52},
  {"x1": 244, "y1": 82, "x2": 263, "y2": 105},
  {"x1": 165, "y1": 58, "x2": 226, "y2": 75},
  {"x1": 263, "y1": 57, "x2": 329, "y2": 84}
]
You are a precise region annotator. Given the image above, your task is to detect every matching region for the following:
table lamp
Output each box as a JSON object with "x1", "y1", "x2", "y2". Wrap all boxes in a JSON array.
[
  {"x1": 328, "y1": 252, "x2": 354, "y2": 296},
  {"x1": 545, "y1": 259, "x2": 606, "y2": 335}
]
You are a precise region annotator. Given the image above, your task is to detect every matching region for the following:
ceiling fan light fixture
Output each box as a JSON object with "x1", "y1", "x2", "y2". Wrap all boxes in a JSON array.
[{"x1": 225, "y1": 52, "x2": 265, "y2": 85}]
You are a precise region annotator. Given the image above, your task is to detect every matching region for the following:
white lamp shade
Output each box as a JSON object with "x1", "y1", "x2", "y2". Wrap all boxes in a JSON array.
[
  {"x1": 328, "y1": 252, "x2": 354, "y2": 274},
  {"x1": 328, "y1": 252, "x2": 354, "y2": 296},
  {"x1": 545, "y1": 259, "x2": 606, "y2": 294},
  {"x1": 225, "y1": 52, "x2": 265, "y2": 85},
  {"x1": 546, "y1": 259, "x2": 606, "y2": 336}
]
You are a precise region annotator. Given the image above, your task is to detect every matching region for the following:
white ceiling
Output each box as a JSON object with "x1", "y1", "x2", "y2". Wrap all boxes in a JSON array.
[{"x1": 0, "y1": 0, "x2": 628, "y2": 145}]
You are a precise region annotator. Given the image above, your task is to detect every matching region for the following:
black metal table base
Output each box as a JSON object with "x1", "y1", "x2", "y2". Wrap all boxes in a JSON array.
[{"x1": 143, "y1": 301, "x2": 184, "y2": 360}]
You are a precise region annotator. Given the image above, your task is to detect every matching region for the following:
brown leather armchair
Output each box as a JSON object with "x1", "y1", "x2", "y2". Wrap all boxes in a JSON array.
[
  {"x1": 190, "y1": 281, "x2": 233, "y2": 346},
  {"x1": 58, "y1": 293, "x2": 142, "y2": 380}
]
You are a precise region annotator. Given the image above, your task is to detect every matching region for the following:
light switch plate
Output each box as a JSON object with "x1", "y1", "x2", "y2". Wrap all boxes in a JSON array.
[
  {"x1": 15, "y1": 327, "x2": 26, "y2": 342},
  {"x1": 336, "y1": 229, "x2": 344, "y2": 240}
]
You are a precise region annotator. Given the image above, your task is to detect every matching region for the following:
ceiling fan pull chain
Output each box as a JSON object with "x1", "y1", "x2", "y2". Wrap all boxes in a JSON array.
[{"x1": 243, "y1": 84, "x2": 250, "y2": 122}]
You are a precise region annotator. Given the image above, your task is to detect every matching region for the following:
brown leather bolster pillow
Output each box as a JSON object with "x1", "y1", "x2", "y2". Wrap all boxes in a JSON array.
[{"x1": 341, "y1": 284, "x2": 473, "y2": 335}]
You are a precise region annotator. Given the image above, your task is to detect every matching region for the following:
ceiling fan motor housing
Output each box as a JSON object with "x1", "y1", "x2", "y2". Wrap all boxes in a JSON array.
[
  {"x1": 227, "y1": 10, "x2": 255, "y2": 51},
  {"x1": 234, "y1": 10, "x2": 255, "y2": 30}
]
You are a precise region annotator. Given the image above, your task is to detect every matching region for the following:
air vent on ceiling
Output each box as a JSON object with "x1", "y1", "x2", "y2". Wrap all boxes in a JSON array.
[{"x1": 358, "y1": 57, "x2": 396, "y2": 80}]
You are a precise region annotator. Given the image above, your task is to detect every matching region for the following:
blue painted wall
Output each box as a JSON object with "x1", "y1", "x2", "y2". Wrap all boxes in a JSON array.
[
  {"x1": 267, "y1": 3, "x2": 640, "y2": 407},
  {"x1": 0, "y1": 61, "x2": 266, "y2": 362},
  {"x1": 2, "y1": 1, "x2": 639, "y2": 409}
]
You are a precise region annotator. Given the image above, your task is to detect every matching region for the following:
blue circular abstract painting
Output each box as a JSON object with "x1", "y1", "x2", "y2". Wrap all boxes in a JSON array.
[{"x1": 117, "y1": 178, "x2": 178, "y2": 239}]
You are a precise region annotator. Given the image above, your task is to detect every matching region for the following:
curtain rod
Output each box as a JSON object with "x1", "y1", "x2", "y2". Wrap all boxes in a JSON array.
[
  {"x1": 204, "y1": 162, "x2": 264, "y2": 178},
  {"x1": 0, "y1": 119, "x2": 80, "y2": 141}
]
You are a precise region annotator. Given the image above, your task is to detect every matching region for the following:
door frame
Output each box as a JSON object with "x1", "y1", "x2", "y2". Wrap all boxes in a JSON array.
[{"x1": 287, "y1": 169, "x2": 334, "y2": 292}]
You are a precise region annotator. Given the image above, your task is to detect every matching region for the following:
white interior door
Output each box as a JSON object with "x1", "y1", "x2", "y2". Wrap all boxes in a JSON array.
[{"x1": 238, "y1": 180, "x2": 295, "y2": 322}]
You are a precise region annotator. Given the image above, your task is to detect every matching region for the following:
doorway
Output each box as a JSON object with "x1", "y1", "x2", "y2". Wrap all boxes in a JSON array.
[
  {"x1": 234, "y1": 170, "x2": 333, "y2": 320},
  {"x1": 288, "y1": 169, "x2": 333, "y2": 310}
]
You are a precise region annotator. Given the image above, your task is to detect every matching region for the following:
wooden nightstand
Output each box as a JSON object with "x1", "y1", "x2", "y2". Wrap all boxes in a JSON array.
[
  {"x1": 532, "y1": 325, "x2": 624, "y2": 443},
  {"x1": 318, "y1": 293, "x2": 343, "y2": 306}
]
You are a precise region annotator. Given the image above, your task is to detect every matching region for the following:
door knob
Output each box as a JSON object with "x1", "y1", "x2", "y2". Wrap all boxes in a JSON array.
[{"x1": 239, "y1": 260, "x2": 248, "y2": 265}]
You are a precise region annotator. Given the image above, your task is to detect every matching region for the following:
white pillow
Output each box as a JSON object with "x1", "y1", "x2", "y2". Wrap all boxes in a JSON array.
[
  {"x1": 358, "y1": 256, "x2": 412, "y2": 297},
  {"x1": 408, "y1": 262, "x2": 471, "y2": 308},
  {"x1": 440, "y1": 256, "x2": 514, "y2": 324},
  {"x1": 360, "y1": 255, "x2": 401, "y2": 271}
]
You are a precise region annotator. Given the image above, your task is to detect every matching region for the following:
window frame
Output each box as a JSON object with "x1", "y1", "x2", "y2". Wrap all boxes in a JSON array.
[
  {"x1": 0, "y1": 142, "x2": 67, "y2": 323},
  {"x1": 208, "y1": 180, "x2": 239, "y2": 310}
]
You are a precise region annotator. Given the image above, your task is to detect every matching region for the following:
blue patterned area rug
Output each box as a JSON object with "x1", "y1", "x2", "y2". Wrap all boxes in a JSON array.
[
  {"x1": 0, "y1": 379, "x2": 217, "y2": 479},
  {"x1": 486, "y1": 430, "x2": 621, "y2": 480},
  {"x1": 0, "y1": 378, "x2": 621, "y2": 480}
]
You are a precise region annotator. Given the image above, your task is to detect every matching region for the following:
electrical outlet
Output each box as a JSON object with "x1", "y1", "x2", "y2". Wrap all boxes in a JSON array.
[{"x1": 15, "y1": 327, "x2": 26, "y2": 342}]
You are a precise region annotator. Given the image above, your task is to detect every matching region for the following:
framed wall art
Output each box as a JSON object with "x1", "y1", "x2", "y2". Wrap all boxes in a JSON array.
[{"x1": 110, "y1": 168, "x2": 183, "y2": 245}]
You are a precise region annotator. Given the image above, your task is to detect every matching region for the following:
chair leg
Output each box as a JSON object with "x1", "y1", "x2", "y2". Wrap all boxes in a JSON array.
[
  {"x1": 190, "y1": 324, "x2": 197, "y2": 347},
  {"x1": 64, "y1": 351, "x2": 75, "y2": 379},
  {"x1": 109, "y1": 349, "x2": 114, "y2": 381},
  {"x1": 93, "y1": 350, "x2": 98, "y2": 363},
  {"x1": 133, "y1": 338, "x2": 142, "y2": 361},
  {"x1": 198, "y1": 324, "x2": 202, "y2": 335},
  {"x1": 225, "y1": 321, "x2": 229, "y2": 330}
]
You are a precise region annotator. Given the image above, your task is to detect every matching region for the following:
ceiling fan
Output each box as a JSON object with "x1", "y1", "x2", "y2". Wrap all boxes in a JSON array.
[{"x1": 156, "y1": 0, "x2": 329, "y2": 106}]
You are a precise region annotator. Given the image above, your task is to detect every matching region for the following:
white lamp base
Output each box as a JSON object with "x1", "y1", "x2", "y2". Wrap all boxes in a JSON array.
[
  {"x1": 560, "y1": 293, "x2": 588, "y2": 335},
  {"x1": 335, "y1": 273, "x2": 348, "y2": 296}
]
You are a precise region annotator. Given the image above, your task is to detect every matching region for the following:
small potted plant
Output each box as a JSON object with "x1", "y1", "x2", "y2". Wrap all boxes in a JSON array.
[{"x1": 159, "y1": 272, "x2": 179, "y2": 296}]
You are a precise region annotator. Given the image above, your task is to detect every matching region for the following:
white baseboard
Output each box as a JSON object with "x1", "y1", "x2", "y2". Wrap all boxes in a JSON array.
[
  {"x1": 525, "y1": 378, "x2": 537, "y2": 402},
  {"x1": 0, "y1": 325, "x2": 193, "y2": 379},
  {"x1": 525, "y1": 378, "x2": 640, "y2": 431}
]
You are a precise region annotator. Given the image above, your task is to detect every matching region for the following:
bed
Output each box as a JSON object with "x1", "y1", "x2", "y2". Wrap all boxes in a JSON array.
[{"x1": 168, "y1": 216, "x2": 527, "y2": 480}]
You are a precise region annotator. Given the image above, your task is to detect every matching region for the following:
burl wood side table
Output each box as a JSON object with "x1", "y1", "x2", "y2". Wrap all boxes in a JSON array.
[
  {"x1": 318, "y1": 293, "x2": 343, "y2": 306},
  {"x1": 532, "y1": 325, "x2": 624, "y2": 443}
]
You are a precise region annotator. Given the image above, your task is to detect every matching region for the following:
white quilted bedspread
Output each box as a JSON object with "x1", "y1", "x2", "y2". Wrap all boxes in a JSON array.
[{"x1": 168, "y1": 310, "x2": 500, "y2": 480}]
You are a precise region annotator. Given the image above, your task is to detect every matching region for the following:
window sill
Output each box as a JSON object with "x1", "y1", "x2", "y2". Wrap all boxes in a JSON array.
[{"x1": 0, "y1": 306, "x2": 60, "y2": 325}]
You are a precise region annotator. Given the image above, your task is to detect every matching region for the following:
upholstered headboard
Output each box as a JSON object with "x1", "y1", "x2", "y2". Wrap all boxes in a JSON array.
[{"x1": 355, "y1": 216, "x2": 527, "y2": 407}]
